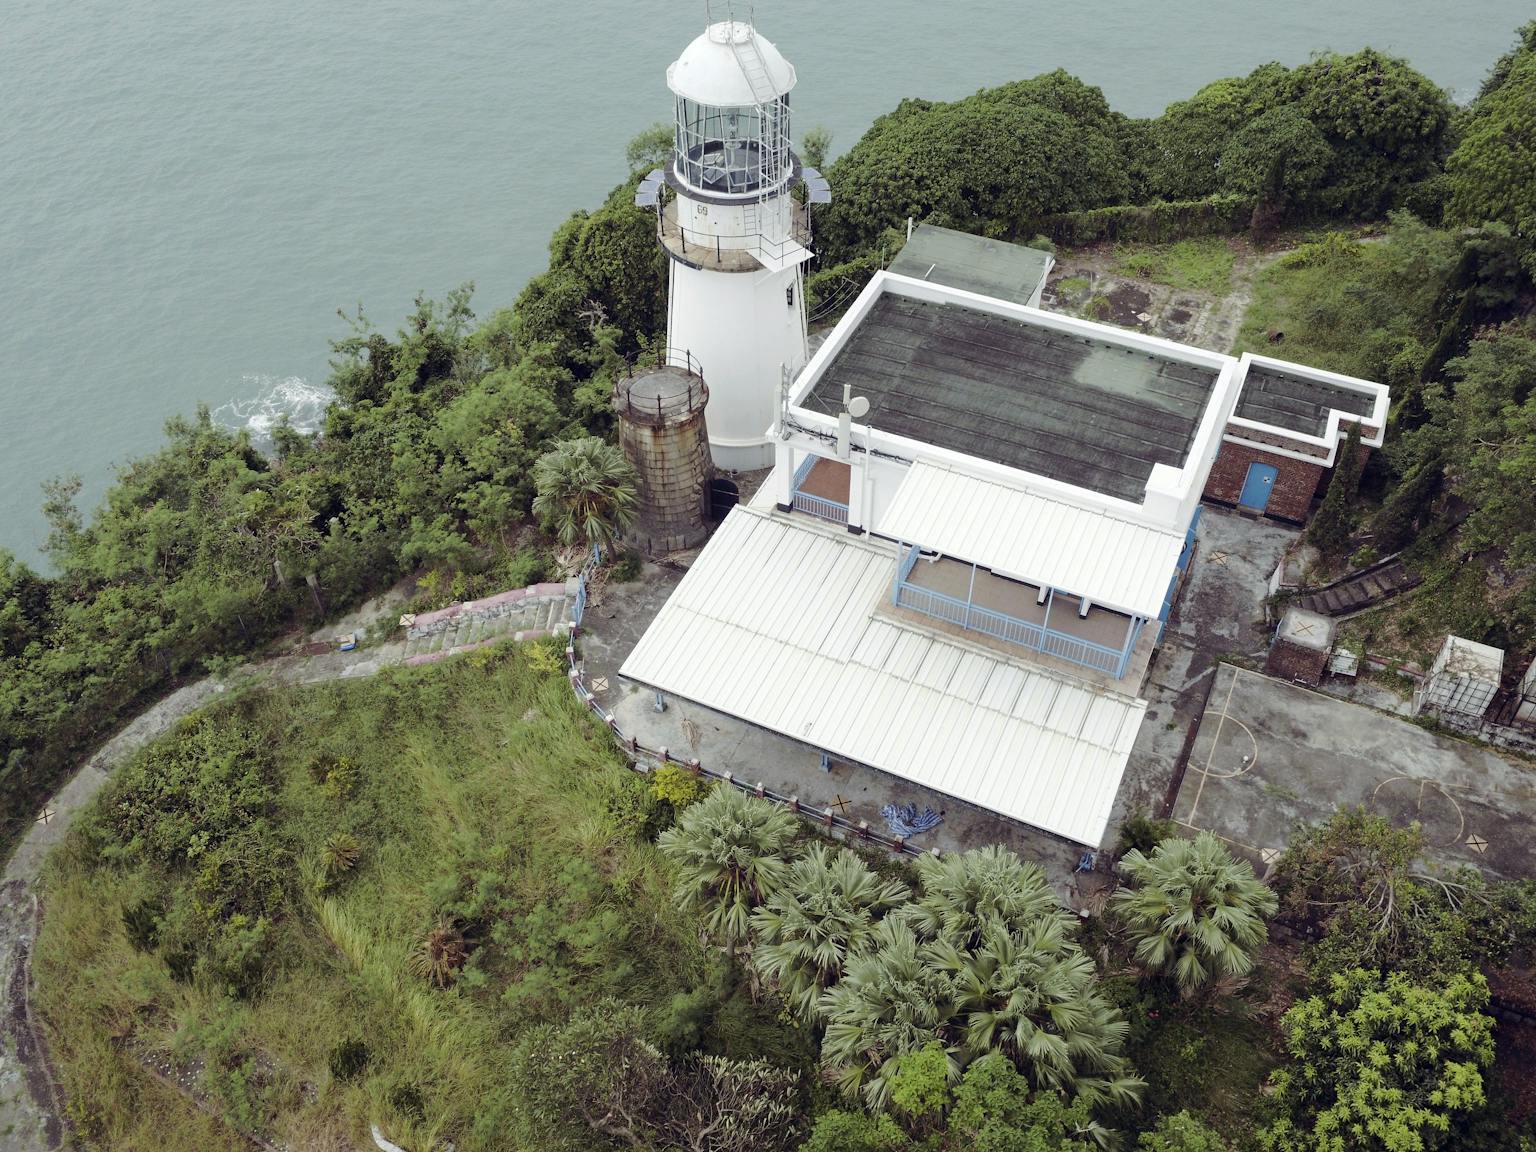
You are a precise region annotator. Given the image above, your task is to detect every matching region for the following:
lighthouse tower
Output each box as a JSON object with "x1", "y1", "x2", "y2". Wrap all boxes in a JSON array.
[{"x1": 635, "y1": 19, "x2": 829, "y2": 472}]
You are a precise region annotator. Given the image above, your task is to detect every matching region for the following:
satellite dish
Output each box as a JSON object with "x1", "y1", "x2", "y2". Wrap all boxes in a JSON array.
[{"x1": 847, "y1": 396, "x2": 870, "y2": 419}]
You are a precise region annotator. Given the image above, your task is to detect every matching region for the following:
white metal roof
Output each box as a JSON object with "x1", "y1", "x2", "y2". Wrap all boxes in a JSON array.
[
  {"x1": 667, "y1": 22, "x2": 796, "y2": 105},
  {"x1": 876, "y1": 462, "x2": 1186, "y2": 619},
  {"x1": 620, "y1": 507, "x2": 1146, "y2": 845}
]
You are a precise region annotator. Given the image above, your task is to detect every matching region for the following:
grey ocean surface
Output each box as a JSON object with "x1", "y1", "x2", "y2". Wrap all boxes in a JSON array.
[{"x1": 0, "y1": 1, "x2": 1526, "y2": 564}]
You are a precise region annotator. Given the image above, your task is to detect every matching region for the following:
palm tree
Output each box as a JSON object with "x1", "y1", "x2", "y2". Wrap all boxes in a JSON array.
[
  {"x1": 906, "y1": 845, "x2": 1060, "y2": 949},
  {"x1": 751, "y1": 844, "x2": 910, "y2": 1024},
  {"x1": 657, "y1": 787, "x2": 798, "y2": 951},
  {"x1": 531, "y1": 437, "x2": 638, "y2": 551},
  {"x1": 818, "y1": 918, "x2": 959, "y2": 1110},
  {"x1": 1111, "y1": 831, "x2": 1278, "y2": 997},
  {"x1": 934, "y1": 919, "x2": 1143, "y2": 1110}
]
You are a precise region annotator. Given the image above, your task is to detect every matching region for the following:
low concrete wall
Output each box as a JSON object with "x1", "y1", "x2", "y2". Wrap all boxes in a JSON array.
[{"x1": 562, "y1": 631, "x2": 924, "y2": 861}]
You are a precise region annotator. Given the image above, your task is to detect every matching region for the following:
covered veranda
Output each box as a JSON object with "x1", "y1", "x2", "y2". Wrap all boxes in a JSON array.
[{"x1": 893, "y1": 548, "x2": 1147, "y2": 678}]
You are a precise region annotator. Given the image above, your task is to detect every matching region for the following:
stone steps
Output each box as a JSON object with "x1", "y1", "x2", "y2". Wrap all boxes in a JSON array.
[
  {"x1": 1296, "y1": 559, "x2": 1421, "y2": 618},
  {"x1": 400, "y1": 584, "x2": 579, "y2": 665}
]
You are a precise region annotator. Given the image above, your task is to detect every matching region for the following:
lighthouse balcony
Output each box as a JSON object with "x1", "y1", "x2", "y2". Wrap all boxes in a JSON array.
[{"x1": 659, "y1": 197, "x2": 811, "y2": 273}]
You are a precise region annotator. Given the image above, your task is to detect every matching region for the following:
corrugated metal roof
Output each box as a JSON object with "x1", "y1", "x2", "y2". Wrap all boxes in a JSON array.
[
  {"x1": 877, "y1": 462, "x2": 1185, "y2": 619},
  {"x1": 620, "y1": 507, "x2": 1146, "y2": 845}
]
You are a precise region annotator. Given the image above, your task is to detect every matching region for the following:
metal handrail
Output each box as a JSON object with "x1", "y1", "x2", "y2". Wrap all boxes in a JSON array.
[
  {"x1": 792, "y1": 490, "x2": 848, "y2": 526},
  {"x1": 628, "y1": 346, "x2": 704, "y2": 379},
  {"x1": 561, "y1": 623, "x2": 925, "y2": 859},
  {"x1": 893, "y1": 546, "x2": 1128, "y2": 676},
  {"x1": 791, "y1": 455, "x2": 850, "y2": 525},
  {"x1": 660, "y1": 198, "x2": 811, "y2": 267},
  {"x1": 615, "y1": 349, "x2": 709, "y2": 425}
]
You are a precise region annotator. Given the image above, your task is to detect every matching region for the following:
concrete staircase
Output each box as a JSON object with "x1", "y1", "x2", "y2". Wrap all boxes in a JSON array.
[
  {"x1": 401, "y1": 580, "x2": 579, "y2": 665},
  {"x1": 1295, "y1": 557, "x2": 1420, "y2": 617}
]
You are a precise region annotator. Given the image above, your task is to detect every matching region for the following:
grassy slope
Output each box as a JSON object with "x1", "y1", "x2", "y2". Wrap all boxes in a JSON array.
[
  {"x1": 1230, "y1": 252, "x2": 1366, "y2": 372},
  {"x1": 1112, "y1": 237, "x2": 1237, "y2": 296},
  {"x1": 35, "y1": 642, "x2": 738, "y2": 1151}
]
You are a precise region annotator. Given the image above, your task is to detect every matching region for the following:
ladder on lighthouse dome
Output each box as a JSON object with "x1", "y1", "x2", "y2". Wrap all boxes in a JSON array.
[
  {"x1": 729, "y1": 23, "x2": 792, "y2": 268},
  {"x1": 729, "y1": 27, "x2": 778, "y2": 107}
]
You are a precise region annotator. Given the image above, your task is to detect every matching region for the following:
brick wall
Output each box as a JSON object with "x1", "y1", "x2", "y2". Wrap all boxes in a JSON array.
[
  {"x1": 1204, "y1": 440, "x2": 1327, "y2": 522},
  {"x1": 1266, "y1": 639, "x2": 1330, "y2": 686}
]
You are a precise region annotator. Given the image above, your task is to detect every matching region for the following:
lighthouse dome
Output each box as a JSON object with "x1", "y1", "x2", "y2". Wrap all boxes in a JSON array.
[{"x1": 667, "y1": 21, "x2": 796, "y2": 105}]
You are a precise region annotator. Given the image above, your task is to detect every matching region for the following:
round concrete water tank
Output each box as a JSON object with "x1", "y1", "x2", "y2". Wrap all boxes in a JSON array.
[{"x1": 616, "y1": 351, "x2": 714, "y2": 555}]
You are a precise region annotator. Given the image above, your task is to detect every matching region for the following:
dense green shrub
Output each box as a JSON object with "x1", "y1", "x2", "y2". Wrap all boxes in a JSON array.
[
  {"x1": 648, "y1": 763, "x2": 709, "y2": 810},
  {"x1": 1259, "y1": 968, "x2": 1495, "y2": 1152},
  {"x1": 1028, "y1": 196, "x2": 1253, "y2": 248},
  {"x1": 327, "y1": 1038, "x2": 370, "y2": 1082},
  {"x1": 121, "y1": 896, "x2": 162, "y2": 953},
  {"x1": 1116, "y1": 810, "x2": 1177, "y2": 857},
  {"x1": 1137, "y1": 1111, "x2": 1228, "y2": 1151},
  {"x1": 817, "y1": 72, "x2": 1134, "y2": 262}
]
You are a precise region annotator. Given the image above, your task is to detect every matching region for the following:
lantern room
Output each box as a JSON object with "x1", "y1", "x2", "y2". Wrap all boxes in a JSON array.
[{"x1": 667, "y1": 21, "x2": 796, "y2": 198}]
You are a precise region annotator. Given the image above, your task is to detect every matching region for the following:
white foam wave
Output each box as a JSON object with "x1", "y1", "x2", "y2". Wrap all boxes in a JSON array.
[{"x1": 214, "y1": 374, "x2": 336, "y2": 447}]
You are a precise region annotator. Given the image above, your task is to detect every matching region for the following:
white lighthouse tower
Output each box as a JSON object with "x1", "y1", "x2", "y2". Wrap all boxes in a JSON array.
[{"x1": 635, "y1": 18, "x2": 830, "y2": 471}]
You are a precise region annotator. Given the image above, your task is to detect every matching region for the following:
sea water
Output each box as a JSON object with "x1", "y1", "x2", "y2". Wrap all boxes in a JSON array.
[{"x1": 1, "y1": 0, "x2": 1528, "y2": 566}]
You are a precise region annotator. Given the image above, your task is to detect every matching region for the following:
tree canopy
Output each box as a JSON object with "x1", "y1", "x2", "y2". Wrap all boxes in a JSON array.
[
  {"x1": 1259, "y1": 968, "x2": 1495, "y2": 1152},
  {"x1": 1111, "y1": 831, "x2": 1277, "y2": 996},
  {"x1": 816, "y1": 73, "x2": 1134, "y2": 263},
  {"x1": 1447, "y1": 46, "x2": 1536, "y2": 268}
]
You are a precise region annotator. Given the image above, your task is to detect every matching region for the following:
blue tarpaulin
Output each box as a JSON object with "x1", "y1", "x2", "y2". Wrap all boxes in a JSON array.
[{"x1": 881, "y1": 802, "x2": 943, "y2": 837}]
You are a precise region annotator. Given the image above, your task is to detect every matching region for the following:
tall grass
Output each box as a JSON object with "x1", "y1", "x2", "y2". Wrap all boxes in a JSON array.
[
  {"x1": 34, "y1": 641, "x2": 732, "y2": 1150},
  {"x1": 1113, "y1": 236, "x2": 1237, "y2": 296}
]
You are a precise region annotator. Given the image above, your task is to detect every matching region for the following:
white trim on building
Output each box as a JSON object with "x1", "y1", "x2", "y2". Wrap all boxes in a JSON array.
[
  {"x1": 780, "y1": 271, "x2": 1242, "y2": 533},
  {"x1": 1225, "y1": 352, "x2": 1391, "y2": 468}
]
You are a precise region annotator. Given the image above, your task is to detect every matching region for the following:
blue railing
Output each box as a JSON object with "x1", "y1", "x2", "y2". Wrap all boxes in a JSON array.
[
  {"x1": 791, "y1": 454, "x2": 849, "y2": 526},
  {"x1": 572, "y1": 573, "x2": 588, "y2": 627},
  {"x1": 893, "y1": 545, "x2": 1134, "y2": 677},
  {"x1": 793, "y1": 491, "x2": 849, "y2": 525},
  {"x1": 1156, "y1": 505, "x2": 1202, "y2": 644}
]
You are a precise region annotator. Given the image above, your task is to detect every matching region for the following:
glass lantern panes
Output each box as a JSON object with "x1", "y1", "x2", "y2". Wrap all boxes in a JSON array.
[{"x1": 674, "y1": 96, "x2": 791, "y2": 195}]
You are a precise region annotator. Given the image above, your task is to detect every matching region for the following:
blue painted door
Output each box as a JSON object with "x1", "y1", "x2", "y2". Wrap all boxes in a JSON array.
[{"x1": 1239, "y1": 462, "x2": 1278, "y2": 511}]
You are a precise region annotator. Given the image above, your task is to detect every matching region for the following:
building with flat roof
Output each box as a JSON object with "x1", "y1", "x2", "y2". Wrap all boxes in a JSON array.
[
  {"x1": 621, "y1": 246, "x2": 1389, "y2": 848},
  {"x1": 886, "y1": 223, "x2": 1053, "y2": 307}
]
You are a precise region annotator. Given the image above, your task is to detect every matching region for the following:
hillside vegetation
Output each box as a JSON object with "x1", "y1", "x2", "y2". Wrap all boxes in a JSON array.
[
  {"x1": 37, "y1": 641, "x2": 808, "y2": 1150},
  {"x1": 12, "y1": 20, "x2": 1536, "y2": 1152}
]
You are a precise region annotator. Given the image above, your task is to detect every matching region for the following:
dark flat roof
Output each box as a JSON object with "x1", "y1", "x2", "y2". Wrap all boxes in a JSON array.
[
  {"x1": 1235, "y1": 364, "x2": 1375, "y2": 437},
  {"x1": 804, "y1": 294, "x2": 1219, "y2": 502},
  {"x1": 888, "y1": 225, "x2": 1052, "y2": 306}
]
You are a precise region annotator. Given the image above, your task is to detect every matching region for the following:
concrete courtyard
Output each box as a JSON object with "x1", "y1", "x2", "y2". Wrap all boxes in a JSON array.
[
  {"x1": 1175, "y1": 663, "x2": 1536, "y2": 881},
  {"x1": 1104, "y1": 507, "x2": 1300, "y2": 844}
]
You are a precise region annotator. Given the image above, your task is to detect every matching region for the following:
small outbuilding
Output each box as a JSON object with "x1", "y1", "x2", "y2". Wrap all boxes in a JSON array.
[
  {"x1": 888, "y1": 224, "x2": 1053, "y2": 309},
  {"x1": 1266, "y1": 606, "x2": 1336, "y2": 686},
  {"x1": 1204, "y1": 354, "x2": 1389, "y2": 522},
  {"x1": 1413, "y1": 636, "x2": 1504, "y2": 719},
  {"x1": 1513, "y1": 656, "x2": 1536, "y2": 727}
]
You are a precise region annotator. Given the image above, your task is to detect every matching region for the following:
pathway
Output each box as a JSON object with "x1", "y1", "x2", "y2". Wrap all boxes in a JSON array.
[{"x1": 0, "y1": 579, "x2": 578, "y2": 1151}]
